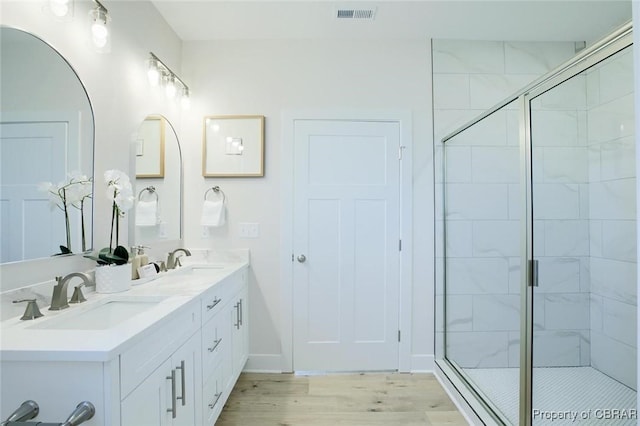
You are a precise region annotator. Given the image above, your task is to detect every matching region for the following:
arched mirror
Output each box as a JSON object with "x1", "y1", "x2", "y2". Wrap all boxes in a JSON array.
[
  {"x1": 133, "y1": 115, "x2": 182, "y2": 245},
  {"x1": 0, "y1": 27, "x2": 95, "y2": 263}
]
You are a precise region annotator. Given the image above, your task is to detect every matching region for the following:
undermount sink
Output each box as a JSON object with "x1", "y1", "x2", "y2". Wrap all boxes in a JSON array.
[
  {"x1": 171, "y1": 265, "x2": 225, "y2": 275},
  {"x1": 29, "y1": 296, "x2": 167, "y2": 330}
]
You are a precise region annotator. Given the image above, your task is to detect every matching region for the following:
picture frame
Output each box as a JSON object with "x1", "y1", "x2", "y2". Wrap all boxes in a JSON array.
[
  {"x1": 203, "y1": 115, "x2": 265, "y2": 177},
  {"x1": 136, "y1": 115, "x2": 165, "y2": 178}
]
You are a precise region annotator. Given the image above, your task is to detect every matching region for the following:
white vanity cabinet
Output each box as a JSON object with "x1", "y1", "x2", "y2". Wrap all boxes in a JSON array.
[
  {"x1": 121, "y1": 332, "x2": 201, "y2": 426},
  {"x1": 0, "y1": 263, "x2": 249, "y2": 426},
  {"x1": 201, "y1": 267, "x2": 249, "y2": 424}
]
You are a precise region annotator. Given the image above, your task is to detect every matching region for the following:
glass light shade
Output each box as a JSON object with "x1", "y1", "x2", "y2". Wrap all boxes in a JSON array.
[
  {"x1": 147, "y1": 63, "x2": 160, "y2": 86},
  {"x1": 165, "y1": 75, "x2": 177, "y2": 99},
  {"x1": 180, "y1": 88, "x2": 190, "y2": 109},
  {"x1": 90, "y1": 8, "x2": 108, "y2": 47},
  {"x1": 50, "y1": 0, "x2": 70, "y2": 17}
]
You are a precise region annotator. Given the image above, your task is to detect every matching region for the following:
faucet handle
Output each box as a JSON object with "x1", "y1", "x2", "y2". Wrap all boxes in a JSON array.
[
  {"x1": 70, "y1": 284, "x2": 87, "y2": 304},
  {"x1": 12, "y1": 299, "x2": 44, "y2": 320}
]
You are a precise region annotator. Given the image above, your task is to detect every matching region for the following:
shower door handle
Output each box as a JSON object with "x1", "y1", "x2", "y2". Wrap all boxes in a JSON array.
[{"x1": 529, "y1": 259, "x2": 539, "y2": 287}]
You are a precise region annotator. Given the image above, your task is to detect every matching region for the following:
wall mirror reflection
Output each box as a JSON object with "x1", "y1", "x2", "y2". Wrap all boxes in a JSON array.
[
  {"x1": 136, "y1": 115, "x2": 165, "y2": 178},
  {"x1": 203, "y1": 115, "x2": 265, "y2": 177},
  {"x1": 133, "y1": 115, "x2": 182, "y2": 246},
  {"x1": 0, "y1": 26, "x2": 95, "y2": 263}
]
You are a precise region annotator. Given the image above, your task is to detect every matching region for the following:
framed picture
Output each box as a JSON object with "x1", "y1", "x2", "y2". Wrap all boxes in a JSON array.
[
  {"x1": 136, "y1": 115, "x2": 165, "y2": 178},
  {"x1": 203, "y1": 115, "x2": 265, "y2": 177}
]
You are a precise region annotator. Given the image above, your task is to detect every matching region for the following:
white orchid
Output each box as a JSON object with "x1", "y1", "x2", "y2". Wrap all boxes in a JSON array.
[
  {"x1": 38, "y1": 172, "x2": 93, "y2": 253},
  {"x1": 103, "y1": 169, "x2": 133, "y2": 257}
]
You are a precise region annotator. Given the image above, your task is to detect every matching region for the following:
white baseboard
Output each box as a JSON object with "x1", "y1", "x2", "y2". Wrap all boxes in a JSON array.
[
  {"x1": 410, "y1": 354, "x2": 435, "y2": 372},
  {"x1": 244, "y1": 354, "x2": 283, "y2": 373},
  {"x1": 244, "y1": 353, "x2": 435, "y2": 374}
]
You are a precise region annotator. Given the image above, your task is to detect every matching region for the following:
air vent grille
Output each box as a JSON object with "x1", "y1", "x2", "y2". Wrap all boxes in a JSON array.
[{"x1": 336, "y1": 8, "x2": 376, "y2": 20}]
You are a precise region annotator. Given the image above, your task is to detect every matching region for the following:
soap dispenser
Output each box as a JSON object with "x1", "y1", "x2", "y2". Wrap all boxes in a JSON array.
[{"x1": 130, "y1": 246, "x2": 149, "y2": 279}]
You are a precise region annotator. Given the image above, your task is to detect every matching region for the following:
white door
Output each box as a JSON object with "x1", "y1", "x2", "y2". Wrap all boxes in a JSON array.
[
  {"x1": 0, "y1": 121, "x2": 68, "y2": 262},
  {"x1": 292, "y1": 119, "x2": 401, "y2": 371}
]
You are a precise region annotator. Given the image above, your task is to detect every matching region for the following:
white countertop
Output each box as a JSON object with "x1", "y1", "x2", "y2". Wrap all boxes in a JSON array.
[{"x1": 0, "y1": 261, "x2": 248, "y2": 363}]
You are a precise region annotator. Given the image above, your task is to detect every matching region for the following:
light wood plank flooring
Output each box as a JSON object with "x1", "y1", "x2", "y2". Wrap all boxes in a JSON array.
[{"x1": 216, "y1": 373, "x2": 468, "y2": 425}]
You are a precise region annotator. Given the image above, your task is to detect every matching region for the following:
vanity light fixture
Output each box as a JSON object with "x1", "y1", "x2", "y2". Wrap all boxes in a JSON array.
[
  {"x1": 89, "y1": 0, "x2": 109, "y2": 49},
  {"x1": 147, "y1": 52, "x2": 191, "y2": 108}
]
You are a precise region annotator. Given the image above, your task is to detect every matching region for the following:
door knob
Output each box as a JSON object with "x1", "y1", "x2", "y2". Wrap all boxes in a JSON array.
[{"x1": 297, "y1": 254, "x2": 307, "y2": 263}]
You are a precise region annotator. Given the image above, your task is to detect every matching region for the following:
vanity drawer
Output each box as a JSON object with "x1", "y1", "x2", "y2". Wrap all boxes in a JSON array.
[
  {"x1": 200, "y1": 275, "x2": 234, "y2": 323},
  {"x1": 201, "y1": 309, "x2": 228, "y2": 379},
  {"x1": 203, "y1": 362, "x2": 226, "y2": 425},
  {"x1": 120, "y1": 300, "x2": 201, "y2": 399}
]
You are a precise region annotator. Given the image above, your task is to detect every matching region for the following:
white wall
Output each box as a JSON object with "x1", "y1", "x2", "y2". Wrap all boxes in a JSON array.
[
  {"x1": 180, "y1": 39, "x2": 434, "y2": 370},
  {"x1": 0, "y1": 0, "x2": 184, "y2": 289},
  {"x1": 633, "y1": 0, "x2": 640, "y2": 411}
]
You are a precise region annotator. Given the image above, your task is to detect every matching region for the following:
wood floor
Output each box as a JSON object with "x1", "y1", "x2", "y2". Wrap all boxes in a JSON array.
[{"x1": 216, "y1": 372, "x2": 469, "y2": 425}]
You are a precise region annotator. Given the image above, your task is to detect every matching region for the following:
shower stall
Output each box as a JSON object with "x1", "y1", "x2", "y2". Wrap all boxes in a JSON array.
[{"x1": 435, "y1": 23, "x2": 636, "y2": 425}]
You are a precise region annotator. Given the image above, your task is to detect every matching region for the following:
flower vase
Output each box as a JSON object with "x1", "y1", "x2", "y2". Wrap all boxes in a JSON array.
[{"x1": 95, "y1": 263, "x2": 131, "y2": 293}]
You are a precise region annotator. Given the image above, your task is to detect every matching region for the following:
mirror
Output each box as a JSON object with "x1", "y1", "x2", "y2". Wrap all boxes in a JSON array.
[
  {"x1": 0, "y1": 27, "x2": 94, "y2": 263},
  {"x1": 133, "y1": 115, "x2": 182, "y2": 245}
]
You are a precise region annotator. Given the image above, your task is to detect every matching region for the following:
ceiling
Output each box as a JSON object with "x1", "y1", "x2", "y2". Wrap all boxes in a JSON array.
[{"x1": 150, "y1": 0, "x2": 632, "y2": 43}]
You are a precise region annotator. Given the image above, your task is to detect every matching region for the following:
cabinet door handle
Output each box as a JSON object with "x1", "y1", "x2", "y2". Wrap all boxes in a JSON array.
[
  {"x1": 207, "y1": 298, "x2": 221, "y2": 310},
  {"x1": 239, "y1": 299, "x2": 243, "y2": 327},
  {"x1": 234, "y1": 302, "x2": 240, "y2": 329},
  {"x1": 176, "y1": 360, "x2": 186, "y2": 406},
  {"x1": 166, "y1": 369, "x2": 177, "y2": 419},
  {"x1": 208, "y1": 338, "x2": 223, "y2": 352},
  {"x1": 208, "y1": 392, "x2": 223, "y2": 409}
]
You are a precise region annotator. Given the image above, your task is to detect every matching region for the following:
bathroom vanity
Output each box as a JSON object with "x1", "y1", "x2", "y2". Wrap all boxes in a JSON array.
[{"x1": 0, "y1": 261, "x2": 249, "y2": 426}]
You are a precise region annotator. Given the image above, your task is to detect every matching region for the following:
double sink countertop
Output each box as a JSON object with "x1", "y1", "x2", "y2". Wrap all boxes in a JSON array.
[{"x1": 0, "y1": 259, "x2": 248, "y2": 363}]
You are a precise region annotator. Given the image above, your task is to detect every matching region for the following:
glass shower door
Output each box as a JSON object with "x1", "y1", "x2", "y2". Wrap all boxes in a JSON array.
[
  {"x1": 442, "y1": 100, "x2": 522, "y2": 424},
  {"x1": 528, "y1": 44, "x2": 636, "y2": 424}
]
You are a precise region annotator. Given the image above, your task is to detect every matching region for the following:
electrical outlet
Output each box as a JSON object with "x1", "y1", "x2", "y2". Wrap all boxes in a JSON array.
[
  {"x1": 201, "y1": 226, "x2": 210, "y2": 239},
  {"x1": 239, "y1": 222, "x2": 260, "y2": 239}
]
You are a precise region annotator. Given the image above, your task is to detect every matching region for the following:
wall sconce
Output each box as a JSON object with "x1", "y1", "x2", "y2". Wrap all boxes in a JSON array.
[
  {"x1": 89, "y1": 0, "x2": 109, "y2": 49},
  {"x1": 146, "y1": 52, "x2": 191, "y2": 108}
]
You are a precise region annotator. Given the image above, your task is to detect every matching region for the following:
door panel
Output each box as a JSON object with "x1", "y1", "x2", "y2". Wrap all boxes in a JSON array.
[{"x1": 293, "y1": 119, "x2": 400, "y2": 371}]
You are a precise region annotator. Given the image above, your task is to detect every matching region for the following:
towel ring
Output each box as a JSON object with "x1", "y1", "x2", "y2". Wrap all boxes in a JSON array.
[
  {"x1": 204, "y1": 186, "x2": 226, "y2": 203},
  {"x1": 138, "y1": 186, "x2": 159, "y2": 201}
]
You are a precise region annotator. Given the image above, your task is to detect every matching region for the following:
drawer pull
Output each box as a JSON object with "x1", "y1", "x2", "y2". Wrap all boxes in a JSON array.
[
  {"x1": 208, "y1": 338, "x2": 223, "y2": 352},
  {"x1": 208, "y1": 392, "x2": 223, "y2": 409},
  {"x1": 207, "y1": 298, "x2": 222, "y2": 310}
]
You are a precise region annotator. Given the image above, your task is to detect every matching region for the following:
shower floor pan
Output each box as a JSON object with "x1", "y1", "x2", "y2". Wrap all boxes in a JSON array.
[{"x1": 464, "y1": 366, "x2": 636, "y2": 425}]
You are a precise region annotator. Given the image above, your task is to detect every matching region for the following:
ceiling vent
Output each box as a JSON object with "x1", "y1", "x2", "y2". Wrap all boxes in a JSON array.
[{"x1": 335, "y1": 7, "x2": 377, "y2": 20}]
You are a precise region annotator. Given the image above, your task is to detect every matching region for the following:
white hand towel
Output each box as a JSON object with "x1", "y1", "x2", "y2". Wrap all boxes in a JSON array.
[
  {"x1": 136, "y1": 200, "x2": 159, "y2": 226},
  {"x1": 201, "y1": 199, "x2": 226, "y2": 227}
]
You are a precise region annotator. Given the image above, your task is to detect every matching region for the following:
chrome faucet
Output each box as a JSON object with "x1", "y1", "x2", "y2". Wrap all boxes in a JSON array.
[
  {"x1": 167, "y1": 248, "x2": 191, "y2": 269},
  {"x1": 50, "y1": 272, "x2": 93, "y2": 311}
]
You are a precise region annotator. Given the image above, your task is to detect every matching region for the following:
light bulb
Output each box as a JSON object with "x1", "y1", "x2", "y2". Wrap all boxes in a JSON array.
[
  {"x1": 50, "y1": 0, "x2": 70, "y2": 17},
  {"x1": 180, "y1": 88, "x2": 190, "y2": 109},
  {"x1": 90, "y1": 7, "x2": 108, "y2": 48},
  {"x1": 165, "y1": 75, "x2": 177, "y2": 99},
  {"x1": 147, "y1": 61, "x2": 160, "y2": 86}
]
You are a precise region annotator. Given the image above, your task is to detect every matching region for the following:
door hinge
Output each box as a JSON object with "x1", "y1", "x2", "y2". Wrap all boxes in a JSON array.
[
  {"x1": 399, "y1": 239, "x2": 402, "y2": 251},
  {"x1": 291, "y1": 254, "x2": 294, "y2": 262},
  {"x1": 397, "y1": 330, "x2": 401, "y2": 342}
]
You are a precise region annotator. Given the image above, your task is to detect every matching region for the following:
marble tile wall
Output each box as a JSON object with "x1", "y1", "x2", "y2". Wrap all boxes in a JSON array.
[
  {"x1": 585, "y1": 48, "x2": 636, "y2": 390},
  {"x1": 433, "y1": 39, "x2": 578, "y2": 369}
]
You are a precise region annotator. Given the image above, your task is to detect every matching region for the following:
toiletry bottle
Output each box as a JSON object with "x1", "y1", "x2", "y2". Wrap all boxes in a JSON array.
[{"x1": 131, "y1": 246, "x2": 143, "y2": 279}]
